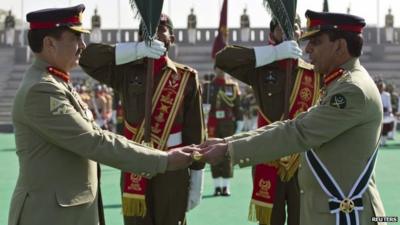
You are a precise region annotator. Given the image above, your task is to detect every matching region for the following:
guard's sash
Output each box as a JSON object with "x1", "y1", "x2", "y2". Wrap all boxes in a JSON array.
[
  {"x1": 305, "y1": 147, "x2": 379, "y2": 225},
  {"x1": 249, "y1": 68, "x2": 319, "y2": 224},
  {"x1": 207, "y1": 81, "x2": 238, "y2": 137},
  {"x1": 122, "y1": 68, "x2": 190, "y2": 217}
]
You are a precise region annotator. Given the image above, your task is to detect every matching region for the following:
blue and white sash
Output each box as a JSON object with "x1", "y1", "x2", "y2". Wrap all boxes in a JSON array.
[{"x1": 305, "y1": 147, "x2": 379, "y2": 225}]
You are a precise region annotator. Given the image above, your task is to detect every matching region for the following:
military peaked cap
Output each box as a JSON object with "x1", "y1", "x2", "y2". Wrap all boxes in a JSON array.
[
  {"x1": 301, "y1": 10, "x2": 365, "y2": 40},
  {"x1": 26, "y1": 4, "x2": 90, "y2": 33}
]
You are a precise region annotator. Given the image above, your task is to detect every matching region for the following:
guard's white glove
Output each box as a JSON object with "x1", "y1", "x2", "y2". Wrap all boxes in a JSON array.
[
  {"x1": 235, "y1": 120, "x2": 244, "y2": 134},
  {"x1": 253, "y1": 40, "x2": 302, "y2": 68},
  {"x1": 115, "y1": 40, "x2": 166, "y2": 65},
  {"x1": 187, "y1": 169, "x2": 204, "y2": 211}
]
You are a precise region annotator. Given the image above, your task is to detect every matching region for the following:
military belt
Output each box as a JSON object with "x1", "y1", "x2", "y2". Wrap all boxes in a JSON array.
[{"x1": 305, "y1": 147, "x2": 378, "y2": 225}]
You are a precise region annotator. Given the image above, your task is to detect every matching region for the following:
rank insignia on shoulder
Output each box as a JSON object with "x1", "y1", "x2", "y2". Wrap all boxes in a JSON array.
[{"x1": 330, "y1": 94, "x2": 346, "y2": 109}]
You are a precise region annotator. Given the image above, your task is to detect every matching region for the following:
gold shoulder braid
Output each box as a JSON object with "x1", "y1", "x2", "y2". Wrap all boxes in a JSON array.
[{"x1": 217, "y1": 85, "x2": 237, "y2": 107}]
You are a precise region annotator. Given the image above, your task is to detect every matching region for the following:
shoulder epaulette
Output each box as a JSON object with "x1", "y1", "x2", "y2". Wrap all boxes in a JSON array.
[
  {"x1": 174, "y1": 62, "x2": 198, "y2": 75},
  {"x1": 41, "y1": 74, "x2": 57, "y2": 84},
  {"x1": 297, "y1": 58, "x2": 314, "y2": 71}
]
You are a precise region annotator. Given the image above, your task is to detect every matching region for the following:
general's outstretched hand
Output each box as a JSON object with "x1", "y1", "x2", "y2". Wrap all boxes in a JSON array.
[
  {"x1": 166, "y1": 146, "x2": 199, "y2": 171},
  {"x1": 198, "y1": 143, "x2": 229, "y2": 165}
]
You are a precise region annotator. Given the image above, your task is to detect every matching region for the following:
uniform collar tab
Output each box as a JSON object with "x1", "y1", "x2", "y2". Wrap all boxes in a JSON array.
[
  {"x1": 324, "y1": 68, "x2": 344, "y2": 87},
  {"x1": 47, "y1": 66, "x2": 70, "y2": 82},
  {"x1": 165, "y1": 56, "x2": 177, "y2": 73}
]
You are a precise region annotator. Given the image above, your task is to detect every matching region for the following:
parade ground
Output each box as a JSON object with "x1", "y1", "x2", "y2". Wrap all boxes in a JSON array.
[{"x1": 1, "y1": 132, "x2": 399, "y2": 225}]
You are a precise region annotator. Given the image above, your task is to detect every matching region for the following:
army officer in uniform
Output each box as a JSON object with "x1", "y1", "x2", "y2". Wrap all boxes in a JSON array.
[
  {"x1": 200, "y1": 10, "x2": 387, "y2": 225},
  {"x1": 8, "y1": 5, "x2": 196, "y2": 225}
]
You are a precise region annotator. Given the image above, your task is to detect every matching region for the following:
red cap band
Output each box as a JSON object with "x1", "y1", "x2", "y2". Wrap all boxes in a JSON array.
[
  {"x1": 30, "y1": 15, "x2": 80, "y2": 30},
  {"x1": 309, "y1": 19, "x2": 364, "y2": 33}
]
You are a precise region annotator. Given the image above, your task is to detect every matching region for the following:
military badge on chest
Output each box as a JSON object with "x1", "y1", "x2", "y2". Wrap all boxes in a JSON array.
[
  {"x1": 130, "y1": 75, "x2": 143, "y2": 86},
  {"x1": 329, "y1": 94, "x2": 347, "y2": 109},
  {"x1": 263, "y1": 71, "x2": 278, "y2": 97},
  {"x1": 223, "y1": 85, "x2": 233, "y2": 96}
]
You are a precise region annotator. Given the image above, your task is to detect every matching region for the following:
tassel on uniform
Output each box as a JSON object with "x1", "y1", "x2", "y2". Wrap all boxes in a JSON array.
[
  {"x1": 248, "y1": 200, "x2": 273, "y2": 225},
  {"x1": 122, "y1": 194, "x2": 147, "y2": 217},
  {"x1": 278, "y1": 154, "x2": 300, "y2": 181}
]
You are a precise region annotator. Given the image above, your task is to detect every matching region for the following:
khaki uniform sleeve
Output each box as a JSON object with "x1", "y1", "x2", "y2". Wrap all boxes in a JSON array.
[
  {"x1": 24, "y1": 81, "x2": 168, "y2": 176},
  {"x1": 224, "y1": 122, "x2": 281, "y2": 142},
  {"x1": 183, "y1": 73, "x2": 206, "y2": 170},
  {"x1": 215, "y1": 45, "x2": 255, "y2": 85},
  {"x1": 229, "y1": 82, "x2": 366, "y2": 167},
  {"x1": 79, "y1": 43, "x2": 124, "y2": 91}
]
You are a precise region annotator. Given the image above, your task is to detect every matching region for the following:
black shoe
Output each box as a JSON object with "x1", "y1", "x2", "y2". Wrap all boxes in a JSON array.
[
  {"x1": 221, "y1": 187, "x2": 231, "y2": 196},
  {"x1": 214, "y1": 187, "x2": 222, "y2": 196}
]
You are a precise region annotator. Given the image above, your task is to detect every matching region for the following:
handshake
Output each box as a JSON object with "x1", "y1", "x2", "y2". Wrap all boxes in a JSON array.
[{"x1": 166, "y1": 138, "x2": 229, "y2": 171}]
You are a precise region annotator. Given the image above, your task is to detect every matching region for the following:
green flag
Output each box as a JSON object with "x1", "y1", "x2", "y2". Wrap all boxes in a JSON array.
[
  {"x1": 129, "y1": 0, "x2": 164, "y2": 42},
  {"x1": 263, "y1": 0, "x2": 297, "y2": 40}
]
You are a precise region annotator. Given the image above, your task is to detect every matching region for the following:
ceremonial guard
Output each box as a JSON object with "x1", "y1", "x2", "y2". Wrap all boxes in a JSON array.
[
  {"x1": 90, "y1": 8, "x2": 102, "y2": 43},
  {"x1": 377, "y1": 80, "x2": 394, "y2": 146},
  {"x1": 203, "y1": 67, "x2": 243, "y2": 196},
  {"x1": 80, "y1": 14, "x2": 206, "y2": 225},
  {"x1": 187, "y1": 8, "x2": 197, "y2": 44},
  {"x1": 385, "y1": 8, "x2": 394, "y2": 43},
  {"x1": 9, "y1": 5, "x2": 193, "y2": 225},
  {"x1": 216, "y1": 16, "x2": 319, "y2": 225},
  {"x1": 203, "y1": 10, "x2": 387, "y2": 225},
  {"x1": 240, "y1": 8, "x2": 250, "y2": 42},
  {"x1": 4, "y1": 10, "x2": 16, "y2": 46}
]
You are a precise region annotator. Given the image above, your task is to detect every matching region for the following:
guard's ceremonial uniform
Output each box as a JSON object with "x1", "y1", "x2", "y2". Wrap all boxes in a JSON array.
[
  {"x1": 80, "y1": 43, "x2": 205, "y2": 225},
  {"x1": 216, "y1": 46, "x2": 320, "y2": 225},
  {"x1": 9, "y1": 5, "x2": 169, "y2": 225},
  {"x1": 203, "y1": 76, "x2": 242, "y2": 180},
  {"x1": 224, "y1": 10, "x2": 386, "y2": 225}
]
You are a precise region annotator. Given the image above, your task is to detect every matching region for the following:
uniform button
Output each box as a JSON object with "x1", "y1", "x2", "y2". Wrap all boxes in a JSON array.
[
  {"x1": 300, "y1": 189, "x2": 304, "y2": 194},
  {"x1": 140, "y1": 172, "x2": 146, "y2": 176},
  {"x1": 239, "y1": 159, "x2": 244, "y2": 164},
  {"x1": 146, "y1": 173, "x2": 151, "y2": 177},
  {"x1": 298, "y1": 164, "x2": 302, "y2": 168},
  {"x1": 245, "y1": 158, "x2": 250, "y2": 162}
]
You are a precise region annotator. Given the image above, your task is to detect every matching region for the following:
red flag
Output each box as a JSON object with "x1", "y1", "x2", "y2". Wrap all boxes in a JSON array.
[{"x1": 212, "y1": 0, "x2": 228, "y2": 59}]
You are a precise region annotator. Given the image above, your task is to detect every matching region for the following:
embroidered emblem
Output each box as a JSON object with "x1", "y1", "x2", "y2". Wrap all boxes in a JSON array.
[
  {"x1": 264, "y1": 72, "x2": 278, "y2": 85},
  {"x1": 330, "y1": 94, "x2": 346, "y2": 109},
  {"x1": 300, "y1": 88, "x2": 312, "y2": 102},
  {"x1": 128, "y1": 174, "x2": 142, "y2": 191},
  {"x1": 255, "y1": 179, "x2": 272, "y2": 199},
  {"x1": 50, "y1": 96, "x2": 72, "y2": 115}
]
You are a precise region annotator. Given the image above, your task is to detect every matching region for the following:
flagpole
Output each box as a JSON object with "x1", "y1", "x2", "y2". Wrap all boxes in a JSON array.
[{"x1": 377, "y1": 0, "x2": 380, "y2": 44}]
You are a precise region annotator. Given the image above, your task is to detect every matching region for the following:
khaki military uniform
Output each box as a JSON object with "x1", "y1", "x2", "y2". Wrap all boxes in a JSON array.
[
  {"x1": 9, "y1": 58, "x2": 169, "y2": 225},
  {"x1": 80, "y1": 43, "x2": 205, "y2": 225},
  {"x1": 225, "y1": 58, "x2": 386, "y2": 225},
  {"x1": 216, "y1": 45, "x2": 321, "y2": 225},
  {"x1": 203, "y1": 78, "x2": 242, "y2": 178}
]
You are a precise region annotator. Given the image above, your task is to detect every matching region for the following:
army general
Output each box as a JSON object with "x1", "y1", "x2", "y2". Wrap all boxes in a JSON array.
[
  {"x1": 200, "y1": 10, "x2": 386, "y2": 225},
  {"x1": 8, "y1": 5, "x2": 195, "y2": 225}
]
